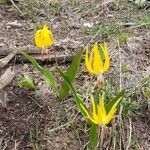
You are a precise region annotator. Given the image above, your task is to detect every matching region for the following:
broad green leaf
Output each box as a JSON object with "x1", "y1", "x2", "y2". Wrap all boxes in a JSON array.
[
  {"x1": 89, "y1": 124, "x2": 98, "y2": 150},
  {"x1": 57, "y1": 67, "x2": 86, "y2": 115},
  {"x1": 20, "y1": 51, "x2": 59, "y2": 95},
  {"x1": 59, "y1": 49, "x2": 83, "y2": 100},
  {"x1": 105, "y1": 90, "x2": 125, "y2": 114},
  {"x1": 18, "y1": 74, "x2": 36, "y2": 90},
  {"x1": 41, "y1": 68, "x2": 59, "y2": 94}
]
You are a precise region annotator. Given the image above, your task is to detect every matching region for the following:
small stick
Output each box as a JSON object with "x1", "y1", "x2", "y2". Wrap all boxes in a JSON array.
[
  {"x1": 99, "y1": 125, "x2": 104, "y2": 150},
  {"x1": 0, "y1": 50, "x2": 16, "y2": 68},
  {"x1": 125, "y1": 117, "x2": 132, "y2": 150},
  {"x1": 0, "y1": 53, "x2": 75, "y2": 64},
  {"x1": 9, "y1": 0, "x2": 24, "y2": 16},
  {"x1": 0, "y1": 67, "x2": 15, "y2": 90}
]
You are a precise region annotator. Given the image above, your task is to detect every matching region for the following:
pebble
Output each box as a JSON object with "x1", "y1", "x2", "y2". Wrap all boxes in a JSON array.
[
  {"x1": 0, "y1": 43, "x2": 5, "y2": 47},
  {"x1": 6, "y1": 20, "x2": 22, "y2": 28}
]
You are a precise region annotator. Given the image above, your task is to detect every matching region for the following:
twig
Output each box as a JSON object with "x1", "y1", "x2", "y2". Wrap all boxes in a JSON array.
[
  {"x1": 0, "y1": 91, "x2": 7, "y2": 108},
  {"x1": 0, "y1": 53, "x2": 75, "y2": 64},
  {"x1": 48, "y1": 121, "x2": 72, "y2": 133},
  {"x1": 127, "y1": 22, "x2": 150, "y2": 30},
  {"x1": 9, "y1": 0, "x2": 24, "y2": 16},
  {"x1": 0, "y1": 50, "x2": 16, "y2": 68},
  {"x1": 118, "y1": 41, "x2": 122, "y2": 91},
  {"x1": 112, "y1": 125, "x2": 116, "y2": 150},
  {"x1": 118, "y1": 22, "x2": 150, "y2": 29},
  {"x1": 119, "y1": 106, "x2": 125, "y2": 150},
  {"x1": 0, "y1": 67, "x2": 15, "y2": 90},
  {"x1": 126, "y1": 117, "x2": 132, "y2": 150},
  {"x1": 99, "y1": 125, "x2": 104, "y2": 150}
]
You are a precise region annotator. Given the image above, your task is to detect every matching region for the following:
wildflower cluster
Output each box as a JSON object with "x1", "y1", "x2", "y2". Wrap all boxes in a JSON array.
[{"x1": 20, "y1": 24, "x2": 124, "y2": 150}]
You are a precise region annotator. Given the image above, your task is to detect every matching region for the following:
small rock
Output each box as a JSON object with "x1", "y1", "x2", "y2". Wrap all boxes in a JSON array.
[
  {"x1": 83, "y1": 22, "x2": 93, "y2": 28},
  {"x1": 0, "y1": 43, "x2": 5, "y2": 47},
  {"x1": 6, "y1": 20, "x2": 22, "y2": 28},
  {"x1": 23, "y1": 64, "x2": 29, "y2": 70}
]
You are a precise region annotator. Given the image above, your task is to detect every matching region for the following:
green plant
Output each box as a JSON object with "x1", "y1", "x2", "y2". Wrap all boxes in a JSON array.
[
  {"x1": 18, "y1": 74, "x2": 36, "y2": 90},
  {"x1": 20, "y1": 49, "x2": 83, "y2": 100},
  {"x1": 57, "y1": 67, "x2": 125, "y2": 150}
]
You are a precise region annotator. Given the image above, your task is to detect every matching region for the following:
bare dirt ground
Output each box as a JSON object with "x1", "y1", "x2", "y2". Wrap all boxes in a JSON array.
[{"x1": 0, "y1": 0, "x2": 150, "y2": 149}]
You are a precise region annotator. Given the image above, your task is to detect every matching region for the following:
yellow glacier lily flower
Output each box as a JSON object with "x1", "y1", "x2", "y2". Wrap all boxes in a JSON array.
[
  {"x1": 80, "y1": 94, "x2": 121, "y2": 125},
  {"x1": 34, "y1": 24, "x2": 54, "y2": 48},
  {"x1": 85, "y1": 42, "x2": 110, "y2": 75}
]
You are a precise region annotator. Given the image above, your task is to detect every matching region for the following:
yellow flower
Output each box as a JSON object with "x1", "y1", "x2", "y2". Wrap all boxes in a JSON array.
[
  {"x1": 34, "y1": 24, "x2": 54, "y2": 48},
  {"x1": 80, "y1": 94, "x2": 121, "y2": 125},
  {"x1": 85, "y1": 42, "x2": 110, "y2": 75}
]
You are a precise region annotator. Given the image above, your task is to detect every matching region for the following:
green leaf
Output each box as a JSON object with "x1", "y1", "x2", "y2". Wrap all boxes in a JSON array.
[
  {"x1": 20, "y1": 51, "x2": 43, "y2": 71},
  {"x1": 105, "y1": 90, "x2": 125, "y2": 114},
  {"x1": 20, "y1": 51, "x2": 59, "y2": 95},
  {"x1": 59, "y1": 49, "x2": 83, "y2": 100},
  {"x1": 57, "y1": 67, "x2": 86, "y2": 115},
  {"x1": 89, "y1": 124, "x2": 98, "y2": 150},
  {"x1": 18, "y1": 74, "x2": 36, "y2": 90},
  {"x1": 42, "y1": 68, "x2": 59, "y2": 94},
  {"x1": 99, "y1": 45, "x2": 105, "y2": 62}
]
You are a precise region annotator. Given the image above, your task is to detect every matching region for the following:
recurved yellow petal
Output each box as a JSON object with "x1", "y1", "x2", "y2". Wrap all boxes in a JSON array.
[
  {"x1": 91, "y1": 95, "x2": 98, "y2": 121},
  {"x1": 35, "y1": 30, "x2": 43, "y2": 48},
  {"x1": 98, "y1": 93, "x2": 107, "y2": 124},
  {"x1": 34, "y1": 24, "x2": 54, "y2": 48},
  {"x1": 93, "y1": 42, "x2": 103, "y2": 74},
  {"x1": 85, "y1": 46, "x2": 94, "y2": 74},
  {"x1": 80, "y1": 103, "x2": 98, "y2": 124}
]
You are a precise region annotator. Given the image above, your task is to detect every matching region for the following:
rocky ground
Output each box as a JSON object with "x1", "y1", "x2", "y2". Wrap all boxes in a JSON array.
[{"x1": 0, "y1": 0, "x2": 150, "y2": 149}]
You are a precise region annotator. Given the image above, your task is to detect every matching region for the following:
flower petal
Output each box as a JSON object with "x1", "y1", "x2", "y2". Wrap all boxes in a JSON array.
[
  {"x1": 99, "y1": 93, "x2": 106, "y2": 117},
  {"x1": 90, "y1": 95, "x2": 98, "y2": 121},
  {"x1": 43, "y1": 30, "x2": 53, "y2": 47},
  {"x1": 85, "y1": 46, "x2": 94, "y2": 74},
  {"x1": 34, "y1": 24, "x2": 54, "y2": 48},
  {"x1": 35, "y1": 30, "x2": 44, "y2": 48},
  {"x1": 93, "y1": 42, "x2": 103, "y2": 74},
  {"x1": 80, "y1": 103, "x2": 99, "y2": 124}
]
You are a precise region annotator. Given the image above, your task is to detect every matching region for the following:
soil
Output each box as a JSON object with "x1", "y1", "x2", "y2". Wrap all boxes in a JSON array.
[{"x1": 0, "y1": 0, "x2": 150, "y2": 150}]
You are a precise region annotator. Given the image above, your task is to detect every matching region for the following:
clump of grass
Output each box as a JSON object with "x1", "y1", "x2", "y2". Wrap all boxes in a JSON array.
[{"x1": 83, "y1": 21, "x2": 121, "y2": 39}]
